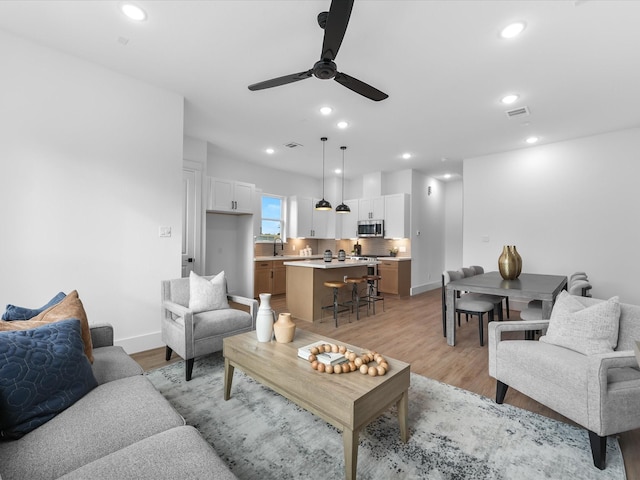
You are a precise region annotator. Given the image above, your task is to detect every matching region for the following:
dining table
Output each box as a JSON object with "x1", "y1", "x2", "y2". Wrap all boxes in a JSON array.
[{"x1": 444, "y1": 271, "x2": 568, "y2": 346}]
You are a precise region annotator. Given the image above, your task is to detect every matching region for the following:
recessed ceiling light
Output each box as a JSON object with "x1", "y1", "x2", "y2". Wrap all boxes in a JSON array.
[
  {"x1": 501, "y1": 94, "x2": 519, "y2": 104},
  {"x1": 500, "y1": 22, "x2": 526, "y2": 39},
  {"x1": 334, "y1": 168, "x2": 342, "y2": 174},
  {"x1": 320, "y1": 106, "x2": 332, "y2": 115},
  {"x1": 402, "y1": 153, "x2": 411, "y2": 160},
  {"x1": 120, "y1": 3, "x2": 147, "y2": 21},
  {"x1": 337, "y1": 121, "x2": 348, "y2": 129},
  {"x1": 444, "y1": 174, "x2": 452, "y2": 179},
  {"x1": 525, "y1": 136, "x2": 539, "y2": 144},
  {"x1": 265, "y1": 148, "x2": 275, "y2": 154}
]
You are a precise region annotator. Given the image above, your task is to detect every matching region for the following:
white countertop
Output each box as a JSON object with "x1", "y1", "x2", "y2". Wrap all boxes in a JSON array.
[
  {"x1": 254, "y1": 255, "x2": 323, "y2": 261},
  {"x1": 283, "y1": 258, "x2": 380, "y2": 269},
  {"x1": 375, "y1": 256, "x2": 411, "y2": 262}
]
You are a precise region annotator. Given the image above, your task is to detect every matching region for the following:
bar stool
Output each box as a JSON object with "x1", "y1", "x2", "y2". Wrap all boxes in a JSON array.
[
  {"x1": 363, "y1": 274, "x2": 384, "y2": 314},
  {"x1": 344, "y1": 277, "x2": 367, "y2": 320},
  {"x1": 321, "y1": 281, "x2": 349, "y2": 327}
]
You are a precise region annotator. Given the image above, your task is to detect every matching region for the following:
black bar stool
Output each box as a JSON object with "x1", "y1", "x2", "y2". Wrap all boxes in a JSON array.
[
  {"x1": 363, "y1": 274, "x2": 384, "y2": 314},
  {"x1": 321, "y1": 281, "x2": 349, "y2": 327},
  {"x1": 344, "y1": 277, "x2": 367, "y2": 320}
]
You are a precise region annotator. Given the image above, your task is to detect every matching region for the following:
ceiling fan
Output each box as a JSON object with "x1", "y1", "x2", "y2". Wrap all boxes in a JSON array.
[{"x1": 248, "y1": 0, "x2": 388, "y2": 102}]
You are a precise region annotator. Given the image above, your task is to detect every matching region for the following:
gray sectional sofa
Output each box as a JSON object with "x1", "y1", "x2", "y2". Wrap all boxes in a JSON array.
[{"x1": 0, "y1": 324, "x2": 237, "y2": 480}]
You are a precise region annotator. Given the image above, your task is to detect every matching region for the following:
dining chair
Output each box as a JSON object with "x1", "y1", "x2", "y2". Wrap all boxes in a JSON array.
[
  {"x1": 469, "y1": 265, "x2": 510, "y2": 319},
  {"x1": 520, "y1": 271, "x2": 591, "y2": 321},
  {"x1": 442, "y1": 270, "x2": 495, "y2": 345}
]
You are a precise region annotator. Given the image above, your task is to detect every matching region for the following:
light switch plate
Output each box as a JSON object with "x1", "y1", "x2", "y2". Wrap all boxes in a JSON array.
[{"x1": 159, "y1": 226, "x2": 171, "y2": 237}]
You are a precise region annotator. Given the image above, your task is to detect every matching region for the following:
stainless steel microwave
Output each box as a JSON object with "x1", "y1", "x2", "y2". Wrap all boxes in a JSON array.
[{"x1": 357, "y1": 220, "x2": 384, "y2": 238}]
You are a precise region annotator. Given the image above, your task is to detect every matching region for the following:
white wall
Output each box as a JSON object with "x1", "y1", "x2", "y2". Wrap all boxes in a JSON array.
[
  {"x1": 444, "y1": 180, "x2": 463, "y2": 270},
  {"x1": 463, "y1": 127, "x2": 640, "y2": 304},
  {"x1": 410, "y1": 171, "x2": 446, "y2": 294},
  {"x1": 0, "y1": 30, "x2": 184, "y2": 353}
]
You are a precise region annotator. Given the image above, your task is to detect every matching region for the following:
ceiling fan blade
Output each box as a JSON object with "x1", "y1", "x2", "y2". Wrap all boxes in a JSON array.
[
  {"x1": 248, "y1": 70, "x2": 313, "y2": 91},
  {"x1": 321, "y1": 0, "x2": 354, "y2": 61},
  {"x1": 334, "y1": 72, "x2": 388, "y2": 101}
]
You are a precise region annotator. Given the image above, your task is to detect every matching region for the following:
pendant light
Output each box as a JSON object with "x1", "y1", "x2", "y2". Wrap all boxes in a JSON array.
[
  {"x1": 335, "y1": 146, "x2": 351, "y2": 213},
  {"x1": 315, "y1": 137, "x2": 332, "y2": 210}
]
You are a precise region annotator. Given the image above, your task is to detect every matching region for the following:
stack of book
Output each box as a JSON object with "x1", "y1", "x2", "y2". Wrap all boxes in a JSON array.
[{"x1": 297, "y1": 341, "x2": 348, "y2": 366}]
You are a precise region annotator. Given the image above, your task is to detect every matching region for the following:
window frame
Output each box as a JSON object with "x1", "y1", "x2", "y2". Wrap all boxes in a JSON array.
[{"x1": 256, "y1": 193, "x2": 286, "y2": 243}]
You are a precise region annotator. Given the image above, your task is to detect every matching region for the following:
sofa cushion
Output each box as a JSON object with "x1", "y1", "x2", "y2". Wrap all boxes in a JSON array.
[
  {"x1": 0, "y1": 375, "x2": 185, "y2": 480},
  {"x1": 59, "y1": 426, "x2": 237, "y2": 480},
  {"x1": 91, "y1": 346, "x2": 144, "y2": 385},
  {"x1": 539, "y1": 291, "x2": 620, "y2": 355},
  {"x1": 0, "y1": 290, "x2": 93, "y2": 363},
  {"x1": 177, "y1": 308, "x2": 252, "y2": 337},
  {"x1": 1, "y1": 291, "x2": 66, "y2": 320},
  {"x1": 0, "y1": 319, "x2": 98, "y2": 439},
  {"x1": 189, "y1": 271, "x2": 229, "y2": 313}
]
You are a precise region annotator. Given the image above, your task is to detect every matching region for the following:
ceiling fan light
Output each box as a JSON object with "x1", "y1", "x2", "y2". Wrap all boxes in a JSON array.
[
  {"x1": 315, "y1": 198, "x2": 332, "y2": 210},
  {"x1": 500, "y1": 22, "x2": 526, "y2": 39},
  {"x1": 336, "y1": 202, "x2": 351, "y2": 213},
  {"x1": 120, "y1": 3, "x2": 147, "y2": 21}
]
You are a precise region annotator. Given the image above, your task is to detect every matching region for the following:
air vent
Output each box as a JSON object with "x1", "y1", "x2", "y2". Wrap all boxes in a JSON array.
[
  {"x1": 284, "y1": 141, "x2": 303, "y2": 148},
  {"x1": 505, "y1": 106, "x2": 531, "y2": 118}
]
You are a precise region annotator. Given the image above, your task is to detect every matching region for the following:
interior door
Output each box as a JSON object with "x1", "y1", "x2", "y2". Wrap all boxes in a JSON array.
[{"x1": 182, "y1": 164, "x2": 202, "y2": 277}]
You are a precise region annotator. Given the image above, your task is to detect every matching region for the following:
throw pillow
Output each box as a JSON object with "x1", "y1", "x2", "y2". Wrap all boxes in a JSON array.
[
  {"x1": 0, "y1": 290, "x2": 94, "y2": 363},
  {"x1": 2, "y1": 292, "x2": 66, "y2": 320},
  {"x1": 189, "y1": 271, "x2": 229, "y2": 313},
  {"x1": 0, "y1": 318, "x2": 98, "y2": 439},
  {"x1": 539, "y1": 291, "x2": 621, "y2": 355}
]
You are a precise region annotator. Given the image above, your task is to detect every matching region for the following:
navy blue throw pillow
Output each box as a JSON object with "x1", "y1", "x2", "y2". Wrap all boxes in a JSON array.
[
  {"x1": 2, "y1": 292, "x2": 67, "y2": 321},
  {"x1": 0, "y1": 318, "x2": 98, "y2": 439}
]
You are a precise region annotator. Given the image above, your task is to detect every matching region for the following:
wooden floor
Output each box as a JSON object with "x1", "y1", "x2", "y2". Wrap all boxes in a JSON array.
[{"x1": 133, "y1": 289, "x2": 639, "y2": 477}]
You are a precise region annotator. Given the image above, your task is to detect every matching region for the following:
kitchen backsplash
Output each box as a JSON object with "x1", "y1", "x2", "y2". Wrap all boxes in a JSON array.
[{"x1": 254, "y1": 237, "x2": 410, "y2": 258}]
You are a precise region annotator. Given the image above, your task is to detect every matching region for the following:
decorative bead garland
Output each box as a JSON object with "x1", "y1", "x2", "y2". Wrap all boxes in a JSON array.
[{"x1": 307, "y1": 343, "x2": 389, "y2": 376}]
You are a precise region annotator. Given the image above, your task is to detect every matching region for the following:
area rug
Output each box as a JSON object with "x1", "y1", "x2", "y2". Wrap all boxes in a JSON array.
[{"x1": 146, "y1": 353, "x2": 625, "y2": 480}]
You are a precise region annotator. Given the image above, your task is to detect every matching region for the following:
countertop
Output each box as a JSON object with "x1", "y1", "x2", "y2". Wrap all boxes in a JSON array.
[
  {"x1": 254, "y1": 255, "x2": 323, "y2": 261},
  {"x1": 283, "y1": 259, "x2": 380, "y2": 269},
  {"x1": 255, "y1": 255, "x2": 411, "y2": 262}
]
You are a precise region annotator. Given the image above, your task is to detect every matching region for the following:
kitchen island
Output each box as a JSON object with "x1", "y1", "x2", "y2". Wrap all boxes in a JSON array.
[{"x1": 284, "y1": 259, "x2": 379, "y2": 323}]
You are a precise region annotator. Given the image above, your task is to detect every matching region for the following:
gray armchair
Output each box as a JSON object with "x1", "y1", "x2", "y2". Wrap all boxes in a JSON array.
[
  {"x1": 489, "y1": 296, "x2": 640, "y2": 469},
  {"x1": 161, "y1": 275, "x2": 258, "y2": 381}
]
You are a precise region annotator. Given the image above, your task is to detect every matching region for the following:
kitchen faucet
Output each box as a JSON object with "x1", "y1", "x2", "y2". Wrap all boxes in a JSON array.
[{"x1": 273, "y1": 236, "x2": 284, "y2": 256}]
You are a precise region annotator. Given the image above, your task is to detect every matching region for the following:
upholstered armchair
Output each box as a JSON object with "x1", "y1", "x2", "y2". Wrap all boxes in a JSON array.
[
  {"x1": 489, "y1": 293, "x2": 640, "y2": 469},
  {"x1": 161, "y1": 273, "x2": 258, "y2": 381}
]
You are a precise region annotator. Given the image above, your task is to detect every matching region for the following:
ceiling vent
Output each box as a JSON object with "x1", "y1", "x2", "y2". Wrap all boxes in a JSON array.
[
  {"x1": 284, "y1": 141, "x2": 303, "y2": 148},
  {"x1": 505, "y1": 106, "x2": 531, "y2": 119}
]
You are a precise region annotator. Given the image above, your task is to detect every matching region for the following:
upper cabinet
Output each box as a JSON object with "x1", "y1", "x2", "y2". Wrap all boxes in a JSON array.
[
  {"x1": 288, "y1": 196, "x2": 335, "y2": 239},
  {"x1": 358, "y1": 197, "x2": 385, "y2": 221},
  {"x1": 384, "y1": 193, "x2": 410, "y2": 238},
  {"x1": 207, "y1": 177, "x2": 255, "y2": 214},
  {"x1": 338, "y1": 199, "x2": 359, "y2": 240}
]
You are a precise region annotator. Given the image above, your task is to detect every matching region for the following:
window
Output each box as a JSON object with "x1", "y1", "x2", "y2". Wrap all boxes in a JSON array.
[{"x1": 256, "y1": 194, "x2": 285, "y2": 243}]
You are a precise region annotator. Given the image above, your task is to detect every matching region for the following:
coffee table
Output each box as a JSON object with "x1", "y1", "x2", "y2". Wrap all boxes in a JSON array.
[{"x1": 223, "y1": 329, "x2": 411, "y2": 480}]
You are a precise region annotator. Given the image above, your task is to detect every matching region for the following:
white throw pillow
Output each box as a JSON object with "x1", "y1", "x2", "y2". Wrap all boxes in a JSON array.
[
  {"x1": 539, "y1": 291, "x2": 620, "y2": 355},
  {"x1": 189, "y1": 271, "x2": 229, "y2": 313}
]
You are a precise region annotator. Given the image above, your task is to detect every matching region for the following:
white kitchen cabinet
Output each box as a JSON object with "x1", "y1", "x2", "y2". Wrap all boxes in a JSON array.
[
  {"x1": 288, "y1": 196, "x2": 335, "y2": 238},
  {"x1": 384, "y1": 193, "x2": 410, "y2": 238},
  {"x1": 207, "y1": 177, "x2": 255, "y2": 214},
  {"x1": 338, "y1": 199, "x2": 359, "y2": 239},
  {"x1": 358, "y1": 197, "x2": 385, "y2": 221}
]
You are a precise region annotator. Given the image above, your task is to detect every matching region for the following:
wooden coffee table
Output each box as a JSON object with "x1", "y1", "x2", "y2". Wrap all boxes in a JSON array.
[{"x1": 223, "y1": 329, "x2": 411, "y2": 480}]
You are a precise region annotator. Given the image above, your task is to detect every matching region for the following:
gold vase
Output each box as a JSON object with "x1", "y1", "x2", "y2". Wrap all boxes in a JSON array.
[
  {"x1": 510, "y1": 245, "x2": 522, "y2": 277},
  {"x1": 498, "y1": 245, "x2": 520, "y2": 280}
]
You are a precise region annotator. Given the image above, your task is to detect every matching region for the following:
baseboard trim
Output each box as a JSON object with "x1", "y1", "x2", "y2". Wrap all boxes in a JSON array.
[
  {"x1": 411, "y1": 281, "x2": 441, "y2": 296},
  {"x1": 116, "y1": 331, "x2": 163, "y2": 355}
]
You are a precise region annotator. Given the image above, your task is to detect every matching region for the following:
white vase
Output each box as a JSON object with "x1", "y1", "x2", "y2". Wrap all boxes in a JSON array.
[{"x1": 256, "y1": 293, "x2": 275, "y2": 342}]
